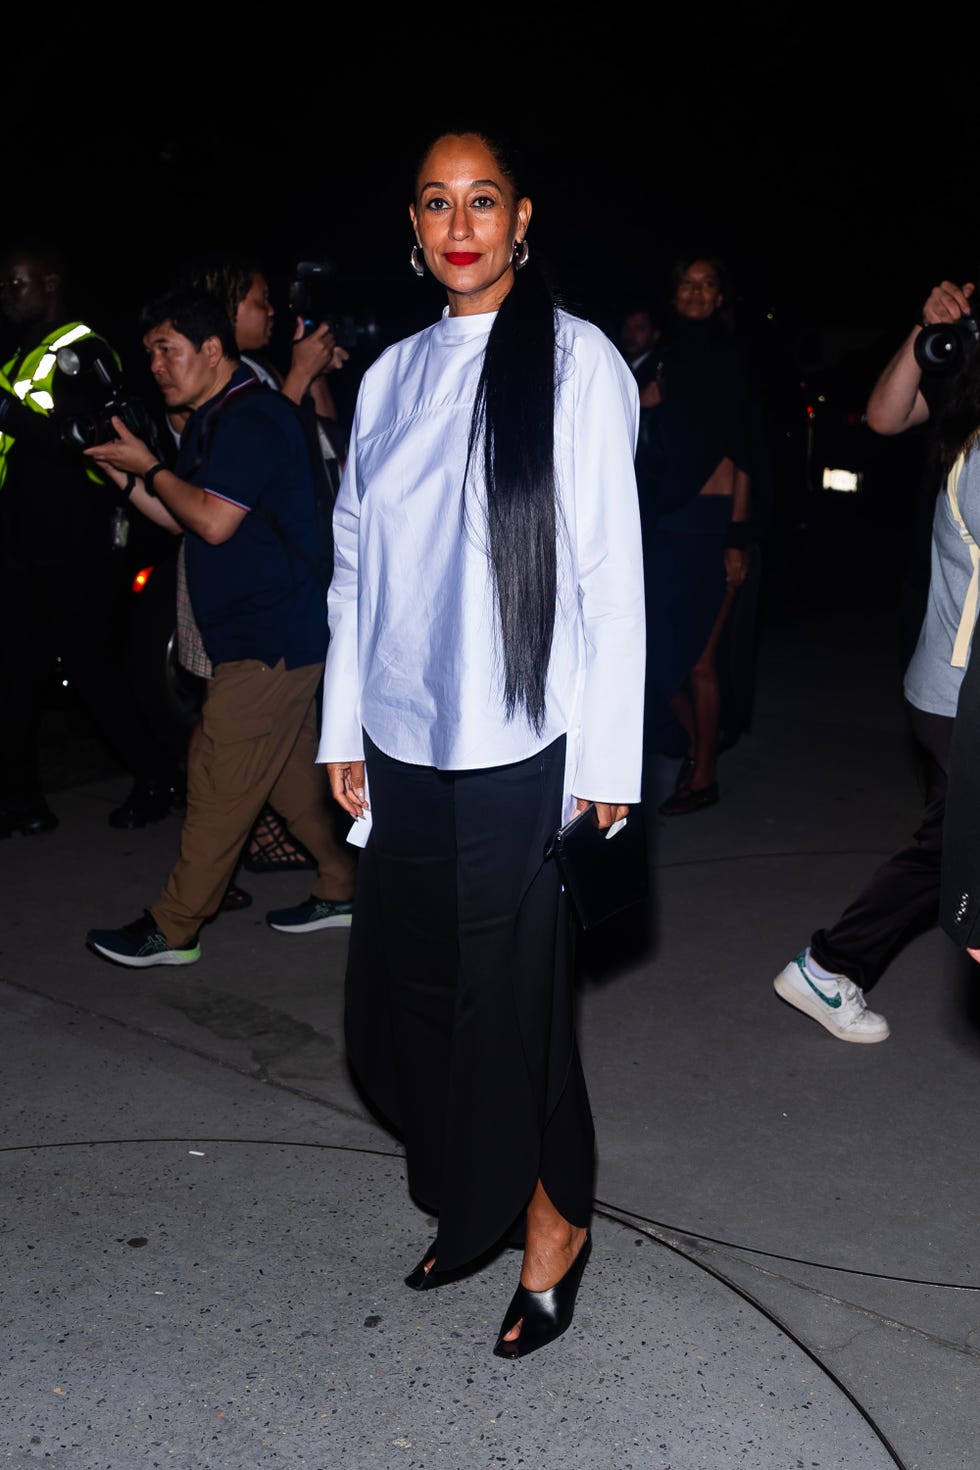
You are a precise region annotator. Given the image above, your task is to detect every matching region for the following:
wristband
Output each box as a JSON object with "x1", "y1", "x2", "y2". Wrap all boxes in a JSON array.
[
  {"x1": 143, "y1": 462, "x2": 166, "y2": 496},
  {"x1": 122, "y1": 472, "x2": 136, "y2": 499}
]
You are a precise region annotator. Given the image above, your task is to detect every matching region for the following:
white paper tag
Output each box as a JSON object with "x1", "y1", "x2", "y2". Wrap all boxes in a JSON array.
[{"x1": 346, "y1": 811, "x2": 372, "y2": 848}]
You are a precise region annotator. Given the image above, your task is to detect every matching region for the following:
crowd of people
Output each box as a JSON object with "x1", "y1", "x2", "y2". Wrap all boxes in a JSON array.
[{"x1": 4, "y1": 119, "x2": 980, "y2": 1366}]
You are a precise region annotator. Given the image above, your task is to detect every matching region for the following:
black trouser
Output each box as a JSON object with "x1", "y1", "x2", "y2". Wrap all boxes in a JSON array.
[
  {"x1": 0, "y1": 552, "x2": 177, "y2": 805},
  {"x1": 941, "y1": 627, "x2": 980, "y2": 946},
  {"x1": 810, "y1": 701, "x2": 951, "y2": 990}
]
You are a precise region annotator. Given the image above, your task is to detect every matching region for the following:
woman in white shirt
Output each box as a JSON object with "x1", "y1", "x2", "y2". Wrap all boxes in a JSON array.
[{"x1": 319, "y1": 127, "x2": 645, "y2": 1360}]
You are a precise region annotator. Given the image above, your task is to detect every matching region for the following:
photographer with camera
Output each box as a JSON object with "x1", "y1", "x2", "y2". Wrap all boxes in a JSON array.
[
  {"x1": 0, "y1": 238, "x2": 184, "y2": 838},
  {"x1": 772, "y1": 274, "x2": 980, "y2": 1042},
  {"x1": 163, "y1": 253, "x2": 353, "y2": 882},
  {"x1": 173, "y1": 254, "x2": 352, "y2": 477},
  {"x1": 83, "y1": 285, "x2": 357, "y2": 968}
]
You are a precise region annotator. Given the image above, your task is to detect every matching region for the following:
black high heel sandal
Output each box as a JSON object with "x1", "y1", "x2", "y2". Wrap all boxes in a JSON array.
[
  {"x1": 657, "y1": 781, "x2": 719, "y2": 817},
  {"x1": 674, "y1": 753, "x2": 697, "y2": 794},
  {"x1": 492, "y1": 1231, "x2": 592, "y2": 1360}
]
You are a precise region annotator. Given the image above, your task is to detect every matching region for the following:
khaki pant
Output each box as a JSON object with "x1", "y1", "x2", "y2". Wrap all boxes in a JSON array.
[{"x1": 151, "y1": 658, "x2": 356, "y2": 946}]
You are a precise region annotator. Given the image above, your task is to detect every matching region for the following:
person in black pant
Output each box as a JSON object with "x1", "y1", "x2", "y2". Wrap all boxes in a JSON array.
[
  {"x1": 940, "y1": 603, "x2": 980, "y2": 960},
  {"x1": 773, "y1": 274, "x2": 977, "y2": 1042},
  {"x1": 0, "y1": 238, "x2": 184, "y2": 836}
]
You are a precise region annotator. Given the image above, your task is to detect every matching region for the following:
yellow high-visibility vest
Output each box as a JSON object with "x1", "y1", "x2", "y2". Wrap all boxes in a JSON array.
[{"x1": 0, "y1": 321, "x2": 120, "y2": 488}]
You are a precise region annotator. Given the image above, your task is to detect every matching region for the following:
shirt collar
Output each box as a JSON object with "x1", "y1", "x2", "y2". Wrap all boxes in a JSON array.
[
  {"x1": 436, "y1": 305, "x2": 497, "y2": 341},
  {"x1": 186, "y1": 362, "x2": 255, "y2": 425}
]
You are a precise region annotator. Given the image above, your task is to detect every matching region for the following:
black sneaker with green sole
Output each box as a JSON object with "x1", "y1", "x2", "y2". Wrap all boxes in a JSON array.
[
  {"x1": 87, "y1": 911, "x2": 201, "y2": 968},
  {"x1": 266, "y1": 896, "x2": 353, "y2": 933}
]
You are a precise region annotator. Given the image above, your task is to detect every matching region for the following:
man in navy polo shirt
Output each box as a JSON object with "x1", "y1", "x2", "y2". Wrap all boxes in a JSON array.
[{"x1": 83, "y1": 287, "x2": 356, "y2": 967}]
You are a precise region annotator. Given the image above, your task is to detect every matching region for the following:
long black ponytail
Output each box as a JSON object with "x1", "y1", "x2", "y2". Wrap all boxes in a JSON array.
[{"x1": 470, "y1": 253, "x2": 558, "y2": 733}]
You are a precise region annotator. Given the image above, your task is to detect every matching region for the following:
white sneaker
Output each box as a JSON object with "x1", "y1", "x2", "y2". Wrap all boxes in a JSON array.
[{"x1": 773, "y1": 951, "x2": 890, "y2": 1043}]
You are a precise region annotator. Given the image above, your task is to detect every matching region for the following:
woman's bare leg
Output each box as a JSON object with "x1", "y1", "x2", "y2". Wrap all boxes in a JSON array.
[
  {"x1": 667, "y1": 687, "x2": 696, "y2": 762},
  {"x1": 686, "y1": 586, "x2": 738, "y2": 789}
]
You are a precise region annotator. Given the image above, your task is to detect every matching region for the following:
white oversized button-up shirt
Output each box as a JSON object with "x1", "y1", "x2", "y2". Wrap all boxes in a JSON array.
[{"x1": 318, "y1": 305, "x2": 645, "y2": 827}]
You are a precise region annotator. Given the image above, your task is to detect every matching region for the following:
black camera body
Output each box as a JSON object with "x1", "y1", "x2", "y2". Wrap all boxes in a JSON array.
[
  {"x1": 914, "y1": 311, "x2": 980, "y2": 374},
  {"x1": 61, "y1": 392, "x2": 151, "y2": 451},
  {"x1": 288, "y1": 260, "x2": 380, "y2": 353},
  {"x1": 56, "y1": 336, "x2": 151, "y2": 451}
]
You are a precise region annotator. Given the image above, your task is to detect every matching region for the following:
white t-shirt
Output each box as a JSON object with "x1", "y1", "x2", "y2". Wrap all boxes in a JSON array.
[{"x1": 318, "y1": 305, "x2": 645, "y2": 818}]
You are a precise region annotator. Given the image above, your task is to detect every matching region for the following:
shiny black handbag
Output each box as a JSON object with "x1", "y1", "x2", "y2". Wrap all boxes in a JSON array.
[{"x1": 544, "y1": 803, "x2": 648, "y2": 931}]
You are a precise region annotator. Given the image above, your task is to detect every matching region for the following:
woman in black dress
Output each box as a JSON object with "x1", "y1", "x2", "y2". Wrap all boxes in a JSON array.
[{"x1": 638, "y1": 253, "x2": 763, "y2": 813}]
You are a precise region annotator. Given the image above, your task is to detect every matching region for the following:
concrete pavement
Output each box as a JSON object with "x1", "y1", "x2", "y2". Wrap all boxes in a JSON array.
[{"x1": 1, "y1": 592, "x2": 977, "y2": 1469}]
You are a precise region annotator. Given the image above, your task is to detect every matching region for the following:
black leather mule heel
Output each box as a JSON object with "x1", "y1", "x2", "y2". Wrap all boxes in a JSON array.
[
  {"x1": 404, "y1": 1241, "x2": 473, "y2": 1291},
  {"x1": 404, "y1": 1240, "x2": 440, "y2": 1290},
  {"x1": 492, "y1": 1231, "x2": 592, "y2": 1360}
]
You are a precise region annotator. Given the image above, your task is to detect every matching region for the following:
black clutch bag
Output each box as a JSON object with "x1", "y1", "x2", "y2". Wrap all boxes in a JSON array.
[{"x1": 544, "y1": 803, "x2": 648, "y2": 931}]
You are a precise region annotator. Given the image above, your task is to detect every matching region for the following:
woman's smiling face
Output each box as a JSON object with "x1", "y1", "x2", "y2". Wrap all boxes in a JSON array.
[{"x1": 409, "y1": 132, "x2": 531, "y2": 317}]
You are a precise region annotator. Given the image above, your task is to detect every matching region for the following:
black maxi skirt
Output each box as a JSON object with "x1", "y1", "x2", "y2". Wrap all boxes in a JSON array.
[{"x1": 343, "y1": 730, "x2": 596, "y2": 1274}]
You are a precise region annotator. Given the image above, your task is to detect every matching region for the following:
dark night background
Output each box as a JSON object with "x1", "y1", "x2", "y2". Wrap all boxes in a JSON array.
[
  {"x1": 5, "y1": 10, "x2": 980, "y2": 482},
  {"x1": 11, "y1": 16, "x2": 980, "y2": 354}
]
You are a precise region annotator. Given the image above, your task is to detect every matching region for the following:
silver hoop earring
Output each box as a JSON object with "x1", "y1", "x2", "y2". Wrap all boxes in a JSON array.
[
  {"x1": 410, "y1": 245, "x2": 425, "y2": 278},
  {"x1": 513, "y1": 239, "x2": 529, "y2": 270}
]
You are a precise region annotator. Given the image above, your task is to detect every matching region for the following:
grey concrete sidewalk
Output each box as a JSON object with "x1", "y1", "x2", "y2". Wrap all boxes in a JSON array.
[{"x1": 1, "y1": 600, "x2": 977, "y2": 1469}]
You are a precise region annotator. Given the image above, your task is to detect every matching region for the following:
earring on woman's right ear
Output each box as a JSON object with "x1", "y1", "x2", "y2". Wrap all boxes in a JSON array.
[{"x1": 410, "y1": 245, "x2": 425, "y2": 278}]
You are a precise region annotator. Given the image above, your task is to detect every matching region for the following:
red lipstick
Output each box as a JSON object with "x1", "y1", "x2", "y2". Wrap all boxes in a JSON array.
[{"x1": 444, "y1": 252, "x2": 481, "y2": 266}]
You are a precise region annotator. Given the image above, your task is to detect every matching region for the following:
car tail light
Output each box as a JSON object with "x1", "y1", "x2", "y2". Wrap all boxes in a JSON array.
[{"x1": 822, "y1": 468, "x2": 863, "y2": 493}]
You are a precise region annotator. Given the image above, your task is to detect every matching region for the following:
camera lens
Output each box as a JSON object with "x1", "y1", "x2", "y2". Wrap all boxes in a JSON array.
[
  {"x1": 914, "y1": 324, "x2": 963, "y2": 373},
  {"x1": 55, "y1": 346, "x2": 83, "y2": 376},
  {"x1": 61, "y1": 415, "x2": 100, "y2": 450}
]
